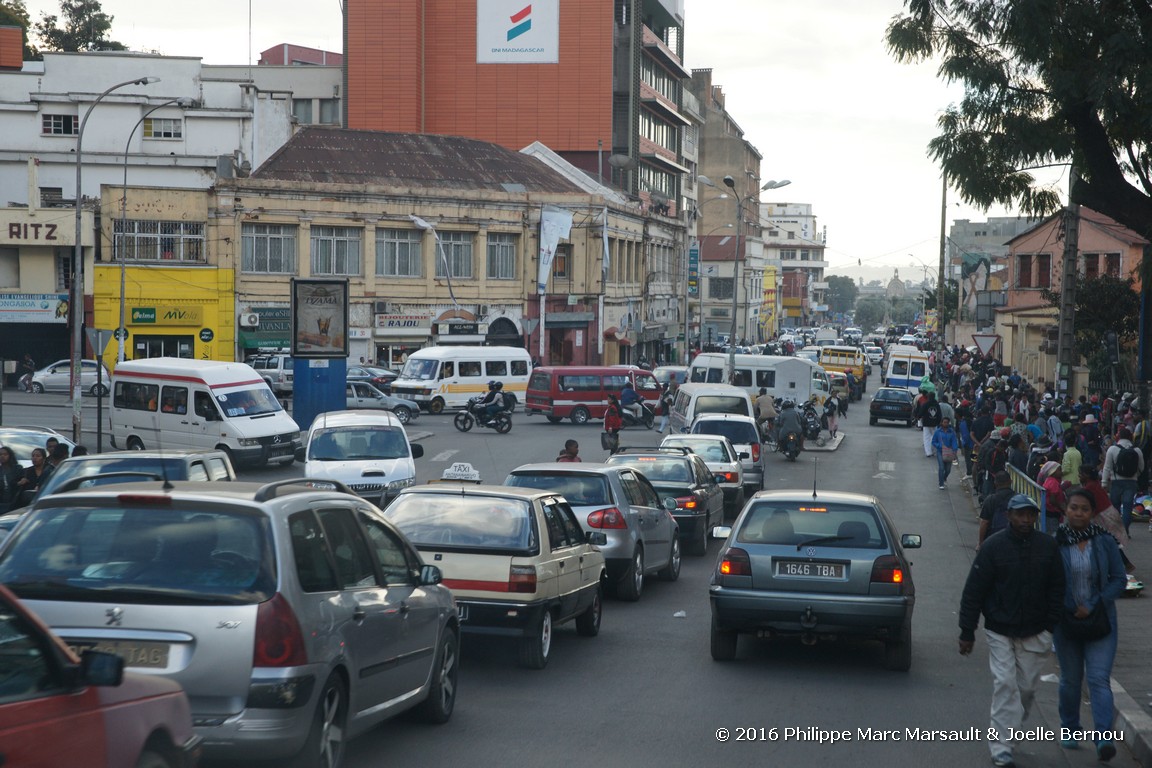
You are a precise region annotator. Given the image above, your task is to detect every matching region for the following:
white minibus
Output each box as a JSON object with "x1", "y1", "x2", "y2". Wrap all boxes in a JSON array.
[{"x1": 389, "y1": 346, "x2": 533, "y2": 414}]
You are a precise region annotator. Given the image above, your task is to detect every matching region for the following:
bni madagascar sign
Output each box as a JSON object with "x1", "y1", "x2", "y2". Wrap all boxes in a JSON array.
[{"x1": 477, "y1": 0, "x2": 559, "y2": 64}]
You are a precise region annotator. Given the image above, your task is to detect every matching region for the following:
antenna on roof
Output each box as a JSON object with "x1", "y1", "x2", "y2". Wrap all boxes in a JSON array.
[{"x1": 812, "y1": 456, "x2": 818, "y2": 499}]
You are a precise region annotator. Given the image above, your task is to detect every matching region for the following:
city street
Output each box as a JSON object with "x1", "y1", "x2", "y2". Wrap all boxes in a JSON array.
[{"x1": 8, "y1": 393, "x2": 1149, "y2": 766}]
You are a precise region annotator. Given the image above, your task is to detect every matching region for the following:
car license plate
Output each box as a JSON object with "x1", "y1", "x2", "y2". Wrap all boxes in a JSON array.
[
  {"x1": 68, "y1": 640, "x2": 170, "y2": 668},
  {"x1": 775, "y1": 560, "x2": 845, "y2": 579}
]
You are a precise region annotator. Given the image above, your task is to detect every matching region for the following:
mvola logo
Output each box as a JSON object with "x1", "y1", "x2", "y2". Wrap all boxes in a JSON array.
[{"x1": 507, "y1": 4, "x2": 531, "y2": 41}]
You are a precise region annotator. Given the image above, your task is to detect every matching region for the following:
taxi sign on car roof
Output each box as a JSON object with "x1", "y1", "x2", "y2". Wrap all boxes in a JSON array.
[{"x1": 438, "y1": 462, "x2": 482, "y2": 483}]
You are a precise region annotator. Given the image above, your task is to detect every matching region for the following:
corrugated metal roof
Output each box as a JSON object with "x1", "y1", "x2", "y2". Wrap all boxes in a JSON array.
[{"x1": 252, "y1": 127, "x2": 585, "y2": 193}]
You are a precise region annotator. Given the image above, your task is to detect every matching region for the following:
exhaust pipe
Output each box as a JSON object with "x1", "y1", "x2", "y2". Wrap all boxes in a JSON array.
[
  {"x1": 801, "y1": 632, "x2": 818, "y2": 646},
  {"x1": 799, "y1": 606, "x2": 817, "y2": 630}
]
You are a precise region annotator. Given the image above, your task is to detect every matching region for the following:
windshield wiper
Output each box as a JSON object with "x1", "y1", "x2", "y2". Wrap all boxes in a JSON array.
[{"x1": 796, "y1": 535, "x2": 852, "y2": 551}]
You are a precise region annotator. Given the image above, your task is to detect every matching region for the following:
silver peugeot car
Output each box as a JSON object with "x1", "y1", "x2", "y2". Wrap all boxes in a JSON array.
[
  {"x1": 709, "y1": 489, "x2": 921, "y2": 671},
  {"x1": 0, "y1": 479, "x2": 459, "y2": 767}
]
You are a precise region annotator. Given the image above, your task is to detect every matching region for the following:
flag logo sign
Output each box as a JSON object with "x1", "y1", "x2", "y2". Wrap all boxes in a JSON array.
[{"x1": 507, "y1": 5, "x2": 532, "y2": 41}]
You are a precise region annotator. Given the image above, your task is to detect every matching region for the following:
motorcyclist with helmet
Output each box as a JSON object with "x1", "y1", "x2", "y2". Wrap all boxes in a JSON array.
[
  {"x1": 479, "y1": 380, "x2": 505, "y2": 423},
  {"x1": 776, "y1": 398, "x2": 805, "y2": 451}
]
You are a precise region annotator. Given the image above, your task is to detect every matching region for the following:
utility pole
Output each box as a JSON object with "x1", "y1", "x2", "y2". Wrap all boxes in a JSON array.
[{"x1": 1056, "y1": 168, "x2": 1081, "y2": 399}]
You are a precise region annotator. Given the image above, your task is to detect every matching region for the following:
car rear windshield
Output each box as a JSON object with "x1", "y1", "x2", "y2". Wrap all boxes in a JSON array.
[
  {"x1": 606, "y1": 457, "x2": 693, "y2": 483},
  {"x1": 39, "y1": 457, "x2": 200, "y2": 496},
  {"x1": 692, "y1": 420, "x2": 757, "y2": 445},
  {"x1": 875, "y1": 390, "x2": 910, "y2": 402},
  {"x1": 506, "y1": 473, "x2": 611, "y2": 506},
  {"x1": 309, "y1": 426, "x2": 409, "y2": 460},
  {"x1": 695, "y1": 396, "x2": 751, "y2": 417},
  {"x1": 528, "y1": 371, "x2": 551, "y2": 391},
  {"x1": 664, "y1": 439, "x2": 728, "y2": 463},
  {"x1": 736, "y1": 502, "x2": 887, "y2": 549},
  {"x1": 385, "y1": 494, "x2": 538, "y2": 554},
  {"x1": 0, "y1": 505, "x2": 276, "y2": 604}
]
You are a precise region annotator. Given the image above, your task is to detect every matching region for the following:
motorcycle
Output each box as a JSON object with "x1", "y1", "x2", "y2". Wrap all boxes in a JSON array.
[
  {"x1": 801, "y1": 402, "x2": 826, "y2": 446},
  {"x1": 778, "y1": 431, "x2": 802, "y2": 461},
  {"x1": 454, "y1": 395, "x2": 513, "y2": 434},
  {"x1": 620, "y1": 401, "x2": 655, "y2": 430}
]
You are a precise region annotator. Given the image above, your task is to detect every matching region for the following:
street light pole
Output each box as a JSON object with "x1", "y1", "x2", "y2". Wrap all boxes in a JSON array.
[
  {"x1": 71, "y1": 76, "x2": 158, "y2": 443},
  {"x1": 119, "y1": 97, "x2": 186, "y2": 363}
]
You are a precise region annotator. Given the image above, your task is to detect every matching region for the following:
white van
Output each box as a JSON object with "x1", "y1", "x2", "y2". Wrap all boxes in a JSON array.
[
  {"x1": 110, "y1": 358, "x2": 301, "y2": 467},
  {"x1": 668, "y1": 383, "x2": 756, "y2": 434},
  {"x1": 390, "y1": 346, "x2": 533, "y2": 414},
  {"x1": 884, "y1": 347, "x2": 932, "y2": 393},
  {"x1": 687, "y1": 353, "x2": 830, "y2": 405}
]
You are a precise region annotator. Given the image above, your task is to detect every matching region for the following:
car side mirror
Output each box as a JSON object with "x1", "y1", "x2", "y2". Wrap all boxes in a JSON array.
[
  {"x1": 586, "y1": 531, "x2": 608, "y2": 546},
  {"x1": 419, "y1": 564, "x2": 443, "y2": 585},
  {"x1": 712, "y1": 525, "x2": 732, "y2": 539},
  {"x1": 663, "y1": 497, "x2": 677, "y2": 511},
  {"x1": 79, "y1": 649, "x2": 124, "y2": 688},
  {"x1": 901, "y1": 533, "x2": 922, "y2": 549},
  {"x1": 411, "y1": 444, "x2": 424, "y2": 459}
]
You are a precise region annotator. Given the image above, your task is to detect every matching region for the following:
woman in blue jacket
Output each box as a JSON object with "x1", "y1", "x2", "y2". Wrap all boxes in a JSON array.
[
  {"x1": 1054, "y1": 487, "x2": 1127, "y2": 760},
  {"x1": 932, "y1": 416, "x2": 960, "y2": 490}
]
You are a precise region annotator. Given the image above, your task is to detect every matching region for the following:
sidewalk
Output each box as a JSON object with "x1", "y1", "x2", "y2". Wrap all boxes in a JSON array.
[{"x1": 959, "y1": 475, "x2": 1152, "y2": 766}]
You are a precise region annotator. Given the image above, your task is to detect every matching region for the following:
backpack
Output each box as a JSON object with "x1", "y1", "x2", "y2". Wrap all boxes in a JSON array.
[{"x1": 1115, "y1": 444, "x2": 1140, "y2": 477}]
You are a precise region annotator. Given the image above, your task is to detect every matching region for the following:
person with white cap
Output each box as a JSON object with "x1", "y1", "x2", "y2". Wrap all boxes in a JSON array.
[{"x1": 959, "y1": 493, "x2": 1065, "y2": 768}]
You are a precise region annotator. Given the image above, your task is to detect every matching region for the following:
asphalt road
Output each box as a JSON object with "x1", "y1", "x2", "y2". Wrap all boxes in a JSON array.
[{"x1": 10, "y1": 395, "x2": 1144, "y2": 766}]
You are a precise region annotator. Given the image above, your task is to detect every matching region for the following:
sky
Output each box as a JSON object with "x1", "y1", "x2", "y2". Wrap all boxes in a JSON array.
[{"x1": 22, "y1": 0, "x2": 1069, "y2": 285}]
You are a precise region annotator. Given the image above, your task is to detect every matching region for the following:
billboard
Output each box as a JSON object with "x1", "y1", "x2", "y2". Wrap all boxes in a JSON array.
[
  {"x1": 291, "y1": 279, "x2": 349, "y2": 358},
  {"x1": 477, "y1": 0, "x2": 560, "y2": 64}
]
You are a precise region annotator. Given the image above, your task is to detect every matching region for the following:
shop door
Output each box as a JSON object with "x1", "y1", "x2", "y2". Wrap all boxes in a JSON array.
[{"x1": 133, "y1": 335, "x2": 194, "y2": 359}]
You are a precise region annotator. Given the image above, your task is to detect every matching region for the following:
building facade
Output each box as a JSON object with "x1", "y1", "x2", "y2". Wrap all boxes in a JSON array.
[{"x1": 761, "y1": 202, "x2": 827, "y2": 329}]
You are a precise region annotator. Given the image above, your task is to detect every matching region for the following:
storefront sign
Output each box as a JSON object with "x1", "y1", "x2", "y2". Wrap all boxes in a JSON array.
[
  {"x1": 132, "y1": 308, "x2": 157, "y2": 323},
  {"x1": 439, "y1": 322, "x2": 487, "y2": 336},
  {"x1": 375, "y1": 314, "x2": 432, "y2": 329},
  {"x1": 0, "y1": 293, "x2": 70, "y2": 324},
  {"x1": 238, "y1": 306, "x2": 291, "y2": 350},
  {"x1": 0, "y1": 211, "x2": 83, "y2": 247},
  {"x1": 199, "y1": 328, "x2": 214, "y2": 342},
  {"x1": 159, "y1": 306, "x2": 203, "y2": 326},
  {"x1": 476, "y1": 0, "x2": 559, "y2": 64}
]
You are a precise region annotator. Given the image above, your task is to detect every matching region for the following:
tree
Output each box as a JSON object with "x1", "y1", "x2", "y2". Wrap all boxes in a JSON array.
[
  {"x1": 34, "y1": 0, "x2": 124, "y2": 52},
  {"x1": 923, "y1": 278, "x2": 960, "y2": 326},
  {"x1": 1043, "y1": 275, "x2": 1141, "y2": 381},
  {"x1": 824, "y1": 275, "x2": 859, "y2": 315},
  {"x1": 853, "y1": 296, "x2": 889, "y2": 332},
  {"x1": 887, "y1": 0, "x2": 1152, "y2": 391},
  {"x1": 0, "y1": 1, "x2": 36, "y2": 59}
]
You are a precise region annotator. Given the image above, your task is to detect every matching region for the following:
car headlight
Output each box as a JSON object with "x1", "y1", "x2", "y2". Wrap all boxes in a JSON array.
[
  {"x1": 238, "y1": 438, "x2": 261, "y2": 447},
  {"x1": 387, "y1": 477, "x2": 415, "y2": 492}
]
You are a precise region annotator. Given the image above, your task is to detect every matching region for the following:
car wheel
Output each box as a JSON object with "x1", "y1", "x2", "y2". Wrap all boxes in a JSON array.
[
  {"x1": 869, "y1": 417, "x2": 877, "y2": 426},
  {"x1": 90, "y1": 382, "x2": 109, "y2": 397},
  {"x1": 30, "y1": 382, "x2": 44, "y2": 394},
  {"x1": 571, "y1": 406, "x2": 590, "y2": 425},
  {"x1": 393, "y1": 405, "x2": 412, "y2": 424},
  {"x1": 135, "y1": 750, "x2": 174, "y2": 768},
  {"x1": 688, "y1": 519, "x2": 709, "y2": 556},
  {"x1": 126, "y1": 436, "x2": 145, "y2": 451},
  {"x1": 575, "y1": 584, "x2": 603, "y2": 637},
  {"x1": 453, "y1": 412, "x2": 474, "y2": 432},
  {"x1": 657, "y1": 535, "x2": 681, "y2": 581},
  {"x1": 290, "y1": 672, "x2": 348, "y2": 768},
  {"x1": 724, "y1": 490, "x2": 744, "y2": 521},
  {"x1": 883, "y1": 621, "x2": 913, "y2": 672},
  {"x1": 710, "y1": 618, "x2": 738, "y2": 661},
  {"x1": 518, "y1": 610, "x2": 552, "y2": 669},
  {"x1": 546, "y1": 415, "x2": 563, "y2": 423},
  {"x1": 428, "y1": 397, "x2": 445, "y2": 415},
  {"x1": 617, "y1": 547, "x2": 644, "y2": 602},
  {"x1": 418, "y1": 629, "x2": 459, "y2": 723}
]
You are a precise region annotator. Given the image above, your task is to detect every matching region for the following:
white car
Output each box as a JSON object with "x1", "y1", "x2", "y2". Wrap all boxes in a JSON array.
[
  {"x1": 29, "y1": 358, "x2": 111, "y2": 396},
  {"x1": 864, "y1": 345, "x2": 884, "y2": 366},
  {"x1": 661, "y1": 433, "x2": 746, "y2": 517},
  {"x1": 298, "y1": 410, "x2": 424, "y2": 505}
]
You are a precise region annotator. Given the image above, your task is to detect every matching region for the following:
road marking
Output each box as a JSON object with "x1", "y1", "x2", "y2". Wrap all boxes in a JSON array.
[
  {"x1": 872, "y1": 472, "x2": 894, "y2": 479},
  {"x1": 878, "y1": 461, "x2": 896, "y2": 471},
  {"x1": 431, "y1": 450, "x2": 459, "y2": 462}
]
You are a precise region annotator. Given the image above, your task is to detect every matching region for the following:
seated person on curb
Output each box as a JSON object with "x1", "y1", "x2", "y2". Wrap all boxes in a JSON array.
[{"x1": 620, "y1": 380, "x2": 643, "y2": 421}]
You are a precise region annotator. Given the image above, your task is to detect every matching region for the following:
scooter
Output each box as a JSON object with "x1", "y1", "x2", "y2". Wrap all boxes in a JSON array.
[
  {"x1": 801, "y1": 402, "x2": 824, "y2": 444},
  {"x1": 778, "y1": 431, "x2": 802, "y2": 461},
  {"x1": 454, "y1": 395, "x2": 513, "y2": 434},
  {"x1": 620, "y1": 401, "x2": 655, "y2": 430}
]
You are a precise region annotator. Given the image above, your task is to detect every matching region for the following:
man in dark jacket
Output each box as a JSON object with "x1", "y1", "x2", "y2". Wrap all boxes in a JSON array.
[
  {"x1": 959, "y1": 494, "x2": 1065, "y2": 768},
  {"x1": 920, "y1": 391, "x2": 943, "y2": 458}
]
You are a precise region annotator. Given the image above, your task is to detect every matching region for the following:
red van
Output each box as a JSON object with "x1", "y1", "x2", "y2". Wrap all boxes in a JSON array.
[{"x1": 526, "y1": 366, "x2": 661, "y2": 424}]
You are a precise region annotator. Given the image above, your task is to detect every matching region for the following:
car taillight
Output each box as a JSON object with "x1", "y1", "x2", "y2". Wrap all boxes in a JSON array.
[
  {"x1": 587, "y1": 507, "x2": 628, "y2": 529},
  {"x1": 253, "y1": 593, "x2": 308, "y2": 667},
  {"x1": 719, "y1": 548, "x2": 751, "y2": 577},
  {"x1": 720, "y1": 472, "x2": 738, "y2": 483},
  {"x1": 870, "y1": 555, "x2": 904, "y2": 584},
  {"x1": 751, "y1": 443, "x2": 760, "y2": 462},
  {"x1": 675, "y1": 496, "x2": 698, "y2": 510},
  {"x1": 509, "y1": 565, "x2": 537, "y2": 593}
]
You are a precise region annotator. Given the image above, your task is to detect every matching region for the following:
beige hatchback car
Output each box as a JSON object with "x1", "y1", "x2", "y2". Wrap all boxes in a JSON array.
[{"x1": 385, "y1": 484, "x2": 607, "y2": 669}]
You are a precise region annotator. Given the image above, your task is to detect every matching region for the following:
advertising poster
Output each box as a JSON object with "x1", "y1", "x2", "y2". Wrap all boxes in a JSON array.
[{"x1": 291, "y1": 279, "x2": 349, "y2": 358}]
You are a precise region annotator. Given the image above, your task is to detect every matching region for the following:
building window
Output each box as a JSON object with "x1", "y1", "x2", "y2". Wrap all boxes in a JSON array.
[
  {"x1": 781, "y1": 249, "x2": 796, "y2": 261},
  {"x1": 435, "y1": 231, "x2": 473, "y2": 279},
  {"x1": 1016, "y1": 254, "x2": 1032, "y2": 288},
  {"x1": 1084, "y1": 253, "x2": 1099, "y2": 280},
  {"x1": 56, "y1": 252, "x2": 73, "y2": 292},
  {"x1": 486, "y1": 233, "x2": 517, "y2": 280},
  {"x1": 143, "y1": 118, "x2": 182, "y2": 139},
  {"x1": 41, "y1": 114, "x2": 79, "y2": 135},
  {"x1": 709, "y1": 277, "x2": 734, "y2": 300},
  {"x1": 114, "y1": 220, "x2": 205, "y2": 262},
  {"x1": 552, "y1": 244, "x2": 571, "y2": 279},
  {"x1": 310, "y1": 226, "x2": 362, "y2": 276},
  {"x1": 1035, "y1": 253, "x2": 1051, "y2": 288},
  {"x1": 242, "y1": 223, "x2": 297, "y2": 273},
  {"x1": 1105, "y1": 252, "x2": 1121, "y2": 277},
  {"x1": 292, "y1": 98, "x2": 313, "y2": 123},
  {"x1": 376, "y1": 228, "x2": 423, "y2": 277},
  {"x1": 38, "y1": 187, "x2": 65, "y2": 207},
  {"x1": 319, "y1": 99, "x2": 339, "y2": 124}
]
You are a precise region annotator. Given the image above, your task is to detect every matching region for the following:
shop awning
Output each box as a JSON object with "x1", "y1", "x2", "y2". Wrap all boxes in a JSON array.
[{"x1": 238, "y1": 329, "x2": 290, "y2": 350}]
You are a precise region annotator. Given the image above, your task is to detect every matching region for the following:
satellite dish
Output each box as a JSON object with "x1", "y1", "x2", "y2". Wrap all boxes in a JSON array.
[{"x1": 608, "y1": 154, "x2": 636, "y2": 170}]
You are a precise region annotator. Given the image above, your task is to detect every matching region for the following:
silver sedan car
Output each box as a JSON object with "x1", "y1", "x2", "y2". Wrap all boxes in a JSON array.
[
  {"x1": 709, "y1": 489, "x2": 921, "y2": 670},
  {"x1": 30, "y1": 358, "x2": 111, "y2": 396},
  {"x1": 346, "y1": 380, "x2": 419, "y2": 423}
]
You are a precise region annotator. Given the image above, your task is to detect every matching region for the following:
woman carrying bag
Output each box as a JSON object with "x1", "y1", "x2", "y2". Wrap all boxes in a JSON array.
[{"x1": 1053, "y1": 487, "x2": 1126, "y2": 760}]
